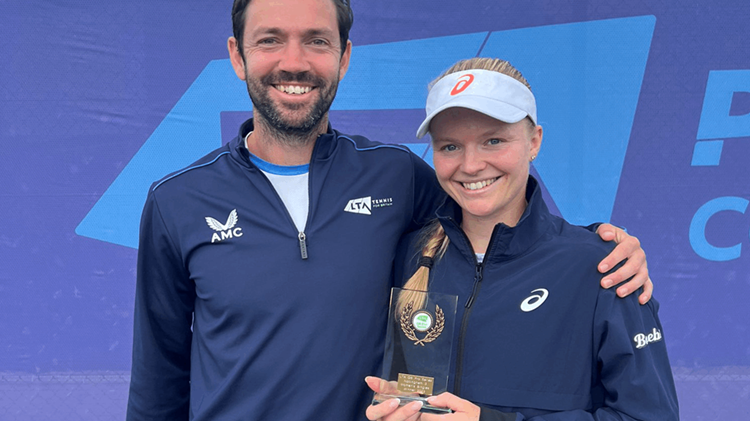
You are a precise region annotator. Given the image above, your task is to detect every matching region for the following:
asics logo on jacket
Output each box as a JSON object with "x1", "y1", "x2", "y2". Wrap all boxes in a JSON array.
[{"x1": 520, "y1": 288, "x2": 549, "y2": 312}]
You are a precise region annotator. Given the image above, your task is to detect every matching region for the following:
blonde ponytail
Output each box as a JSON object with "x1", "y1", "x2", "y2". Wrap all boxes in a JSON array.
[{"x1": 396, "y1": 221, "x2": 449, "y2": 315}]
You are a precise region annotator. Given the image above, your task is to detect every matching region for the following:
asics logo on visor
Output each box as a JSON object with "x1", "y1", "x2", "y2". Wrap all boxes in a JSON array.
[{"x1": 450, "y1": 74, "x2": 474, "y2": 95}]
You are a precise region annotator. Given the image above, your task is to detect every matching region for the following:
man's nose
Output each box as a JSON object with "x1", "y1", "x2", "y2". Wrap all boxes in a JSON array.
[{"x1": 277, "y1": 42, "x2": 312, "y2": 74}]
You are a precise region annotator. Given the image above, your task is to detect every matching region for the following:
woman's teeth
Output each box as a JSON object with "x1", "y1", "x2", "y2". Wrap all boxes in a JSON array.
[{"x1": 463, "y1": 177, "x2": 498, "y2": 191}]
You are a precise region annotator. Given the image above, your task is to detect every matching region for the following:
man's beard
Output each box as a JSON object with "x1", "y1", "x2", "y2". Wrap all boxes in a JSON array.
[{"x1": 245, "y1": 70, "x2": 339, "y2": 144}]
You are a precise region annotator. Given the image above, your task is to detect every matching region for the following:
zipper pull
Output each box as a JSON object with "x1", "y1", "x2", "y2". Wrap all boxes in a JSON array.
[
  {"x1": 465, "y1": 263, "x2": 484, "y2": 308},
  {"x1": 298, "y1": 232, "x2": 308, "y2": 260}
]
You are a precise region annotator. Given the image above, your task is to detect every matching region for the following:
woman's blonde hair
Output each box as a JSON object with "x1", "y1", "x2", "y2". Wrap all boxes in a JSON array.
[
  {"x1": 397, "y1": 57, "x2": 532, "y2": 315},
  {"x1": 397, "y1": 220, "x2": 450, "y2": 314},
  {"x1": 428, "y1": 57, "x2": 532, "y2": 92}
]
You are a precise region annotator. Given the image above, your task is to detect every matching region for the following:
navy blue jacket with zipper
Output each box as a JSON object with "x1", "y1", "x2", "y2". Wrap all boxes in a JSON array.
[
  {"x1": 395, "y1": 177, "x2": 679, "y2": 421},
  {"x1": 126, "y1": 119, "x2": 445, "y2": 421}
]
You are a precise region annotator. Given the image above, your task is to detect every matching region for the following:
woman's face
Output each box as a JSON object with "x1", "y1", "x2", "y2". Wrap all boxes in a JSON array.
[{"x1": 431, "y1": 107, "x2": 542, "y2": 227}]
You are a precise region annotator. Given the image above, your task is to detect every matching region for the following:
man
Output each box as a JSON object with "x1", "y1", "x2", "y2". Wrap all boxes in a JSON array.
[{"x1": 126, "y1": 1, "x2": 651, "y2": 420}]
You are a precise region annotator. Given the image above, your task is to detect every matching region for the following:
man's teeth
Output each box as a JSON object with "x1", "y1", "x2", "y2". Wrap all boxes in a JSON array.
[
  {"x1": 463, "y1": 177, "x2": 498, "y2": 191},
  {"x1": 275, "y1": 85, "x2": 312, "y2": 95}
]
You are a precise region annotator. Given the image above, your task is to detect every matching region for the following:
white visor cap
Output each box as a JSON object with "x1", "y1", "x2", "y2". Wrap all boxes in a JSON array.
[{"x1": 416, "y1": 69, "x2": 537, "y2": 138}]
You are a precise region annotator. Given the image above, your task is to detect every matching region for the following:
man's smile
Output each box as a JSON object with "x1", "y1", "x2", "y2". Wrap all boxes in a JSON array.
[{"x1": 273, "y1": 84, "x2": 314, "y2": 95}]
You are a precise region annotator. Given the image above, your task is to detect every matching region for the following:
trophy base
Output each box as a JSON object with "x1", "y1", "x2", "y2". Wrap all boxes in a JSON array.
[{"x1": 373, "y1": 394, "x2": 453, "y2": 414}]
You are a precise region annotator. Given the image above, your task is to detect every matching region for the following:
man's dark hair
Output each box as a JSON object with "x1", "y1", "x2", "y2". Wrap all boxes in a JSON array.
[{"x1": 231, "y1": 0, "x2": 354, "y2": 59}]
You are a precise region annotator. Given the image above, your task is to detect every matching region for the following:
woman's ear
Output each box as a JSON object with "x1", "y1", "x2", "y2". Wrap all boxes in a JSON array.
[{"x1": 529, "y1": 123, "x2": 543, "y2": 160}]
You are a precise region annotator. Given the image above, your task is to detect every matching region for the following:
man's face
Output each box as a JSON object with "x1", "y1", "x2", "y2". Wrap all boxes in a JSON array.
[{"x1": 229, "y1": 0, "x2": 351, "y2": 138}]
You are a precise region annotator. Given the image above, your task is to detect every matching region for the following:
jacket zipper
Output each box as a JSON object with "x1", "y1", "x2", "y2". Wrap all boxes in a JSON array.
[
  {"x1": 298, "y1": 232, "x2": 308, "y2": 259},
  {"x1": 245, "y1": 134, "x2": 322, "y2": 261},
  {"x1": 296, "y1": 136, "x2": 323, "y2": 260},
  {"x1": 453, "y1": 260, "x2": 484, "y2": 395},
  {"x1": 254, "y1": 175, "x2": 310, "y2": 260},
  {"x1": 451, "y1": 220, "x2": 500, "y2": 395},
  {"x1": 465, "y1": 263, "x2": 484, "y2": 308}
]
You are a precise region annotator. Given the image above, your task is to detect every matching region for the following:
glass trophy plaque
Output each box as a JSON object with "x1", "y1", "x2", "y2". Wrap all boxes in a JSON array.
[{"x1": 372, "y1": 288, "x2": 458, "y2": 414}]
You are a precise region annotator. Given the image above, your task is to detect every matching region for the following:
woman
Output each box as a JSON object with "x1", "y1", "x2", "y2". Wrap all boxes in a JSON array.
[{"x1": 366, "y1": 58, "x2": 679, "y2": 421}]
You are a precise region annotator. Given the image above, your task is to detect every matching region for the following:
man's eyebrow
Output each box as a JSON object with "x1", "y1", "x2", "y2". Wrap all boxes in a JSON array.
[
  {"x1": 249, "y1": 27, "x2": 284, "y2": 37},
  {"x1": 303, "y1": 28, "x2": 337, "y2": 38},
  {"x1": 249, "y1": 27, "x2": 337, "y2": 39}
]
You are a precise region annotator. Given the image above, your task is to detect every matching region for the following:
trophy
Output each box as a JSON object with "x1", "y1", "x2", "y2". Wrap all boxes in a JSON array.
[{"x1": 372, "y1": 288, "x2": 458, "y2": 414}]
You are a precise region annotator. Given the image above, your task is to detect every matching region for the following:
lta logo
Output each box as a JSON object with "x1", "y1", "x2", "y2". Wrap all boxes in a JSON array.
[{"x1": 344, "y1": 197, "x2": 372, "y2": 215}]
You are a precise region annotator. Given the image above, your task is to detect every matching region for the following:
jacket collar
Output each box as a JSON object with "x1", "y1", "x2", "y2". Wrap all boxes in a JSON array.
[
  {"x1": 436, "y1": 176, "x2": 554, "y2": 264},
  {"x1": 230, "y1": 118, "x2": 338, "y2": 167}
]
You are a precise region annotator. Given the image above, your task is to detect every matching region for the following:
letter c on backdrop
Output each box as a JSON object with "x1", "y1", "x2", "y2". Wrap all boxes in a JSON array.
[{"x1": 689, "y1": 196, "x2": 749, "y2": 261}]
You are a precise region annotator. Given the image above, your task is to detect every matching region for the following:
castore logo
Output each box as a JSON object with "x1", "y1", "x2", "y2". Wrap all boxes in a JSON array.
[{"x1": 205, "y1": 209, "x2": 243, "y2": 243}]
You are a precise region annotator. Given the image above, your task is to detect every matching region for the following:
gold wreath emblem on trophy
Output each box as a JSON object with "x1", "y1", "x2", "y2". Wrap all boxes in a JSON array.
[{"x1": 399, "y1": 302, "x2": 445, "y2": 346}]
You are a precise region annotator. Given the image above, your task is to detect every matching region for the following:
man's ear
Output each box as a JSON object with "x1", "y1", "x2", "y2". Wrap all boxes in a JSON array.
[
  {"x1": 338, "y1": 40, "x2": 352, "y2": 81},
  {"x1": 228, "y1": 37, "x2": 247, "y2": 81}
]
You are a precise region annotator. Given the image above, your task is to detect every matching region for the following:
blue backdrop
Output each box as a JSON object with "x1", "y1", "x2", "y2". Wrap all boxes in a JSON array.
[{"x1": 1, "y1": 0, "x2": 749, "y2": 419}]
